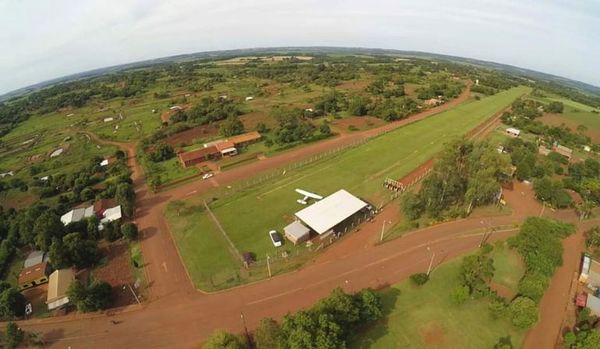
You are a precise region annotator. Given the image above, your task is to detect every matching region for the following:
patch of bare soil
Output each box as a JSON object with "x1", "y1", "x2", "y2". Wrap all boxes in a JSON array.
[
  {"x1": 93, "y1": 240, "x2": 136, "y2": 308},
  {"x1": 420, "y1": 322, "x2": 446, "y2": 347},
  {"x1": 165, "y1": 125, "x2": 220, "y2": 147},
  {"x1": 539, "y1": 113, "x2": 600, "y2": 143},
  {"x1": 331, "y1": 116, "x2": 385, "y2": 133}
]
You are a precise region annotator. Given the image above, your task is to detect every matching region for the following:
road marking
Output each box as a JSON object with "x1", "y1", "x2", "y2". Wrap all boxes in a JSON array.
[
  {"x1": 185, "y1": 190, "x2": 197, "y2": 196},
  {"x1": 246, "y1": 287, "x2": 304, "y2": 305},
  {"x1": 162, "y1": 262, "x2": 168, "y2": 273}
]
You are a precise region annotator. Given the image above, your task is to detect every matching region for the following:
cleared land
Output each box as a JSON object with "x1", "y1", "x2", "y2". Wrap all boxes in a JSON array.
[
  {"x1": 166, "y1": 86, "x2": 529, "y2": 290},
  {"x1": 349, "y1": 251, "x2": 526, "y2": 349}
]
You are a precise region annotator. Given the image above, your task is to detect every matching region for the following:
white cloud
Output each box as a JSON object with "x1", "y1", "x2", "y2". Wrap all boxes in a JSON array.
[{"x1": 0, "y1": 0, "x2": 598, "y2": 94}]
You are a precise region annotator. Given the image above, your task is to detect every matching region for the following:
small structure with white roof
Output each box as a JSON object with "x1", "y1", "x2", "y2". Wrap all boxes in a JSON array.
[
  {"x1": 100, "y1": 205, "x2": 122, "y2": 224},
  {"x1": 284, "y1": 220, "x2": 311, "y2": 245},
  {"x1": 99, "y1": 159, "x2": 109, "y2": 167},
  {"x1": 506, "y1": 127, "x2": 521, "y2": 137}
]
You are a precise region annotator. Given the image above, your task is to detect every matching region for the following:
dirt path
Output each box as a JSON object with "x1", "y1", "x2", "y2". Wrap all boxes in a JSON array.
[
  {"x1": 522, "y1": 226, "x2": 587, "y2": 349},
  {"x1": 15, "y1": 82, "x2": 576, "y2": 348}
]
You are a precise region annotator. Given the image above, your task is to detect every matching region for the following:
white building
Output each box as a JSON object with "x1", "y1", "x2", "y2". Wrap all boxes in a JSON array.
[
  {"x1": 506, "y1": 127, "x2": 521, "y2": 137},
  {"x1": 60, "y1": 206, "x2": 95, "y2": 226},
  {"x1": 294, "y1": 189, "x2": 368, "y2": 236}
]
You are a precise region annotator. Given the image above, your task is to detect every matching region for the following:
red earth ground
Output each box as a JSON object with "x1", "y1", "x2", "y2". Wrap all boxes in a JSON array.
[
  {"x1": 538, "y1": 113, "x2": 600, "y2": 143},
  {"x1": 15, "y1": 82, "x2": 587, "y2": 348}
]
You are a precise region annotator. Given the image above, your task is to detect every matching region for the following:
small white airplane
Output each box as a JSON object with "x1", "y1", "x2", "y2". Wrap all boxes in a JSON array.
[{"x1": 295, "y1": 188, "x2": 323, "y2": 205}]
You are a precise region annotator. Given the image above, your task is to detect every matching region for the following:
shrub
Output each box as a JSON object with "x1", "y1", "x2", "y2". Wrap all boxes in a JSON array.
[
  {"x1": 450, "y1": 285, "x2": 470, "y2": 305},
  {"x1": 509, "y1": 297, "x2": 538, "y2": 329},
  {"x1": 204, "y1": 330, "x2": 248, "y2": 349},
  {"x1": 121, "y1": 222, "x2": 139, "y2": 240},
  {"x1": 4, "y1": 322, "x2": 24, "y2": 349},
  {"x1": 518, "y1": 273, "x2": 549, "y2": 303},
  {"x1": 409, "y1": 273, "x2": 429, "y2": 285}
]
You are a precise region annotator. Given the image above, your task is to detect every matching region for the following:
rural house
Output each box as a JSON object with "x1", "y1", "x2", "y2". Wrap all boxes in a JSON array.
[
  {"x1": 18, "y1": 261, "x2": 51, "y2": 290},
  {"x1": 61, "y1": 206, "x2": 95, "y2": 226},
  {"x1": 178, "y1": 146, "x2": 221, "y2": 168},
  {"x1": 552, "y1": 144, "x2": 573, "y2": 160},
  {"x1": 505, "y1": 127, "x2": 521, "y2": 137}
]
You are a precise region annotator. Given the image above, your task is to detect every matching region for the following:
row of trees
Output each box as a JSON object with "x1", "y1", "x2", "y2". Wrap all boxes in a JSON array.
[
  {"x1": 204, "y1": 288, "x2": 383, "y2": 349},
  {"x1": 402, "y1": 140, "x2": 511, "y2": 220}
]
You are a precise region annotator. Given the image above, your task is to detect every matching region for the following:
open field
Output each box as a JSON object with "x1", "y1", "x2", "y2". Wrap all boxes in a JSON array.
[
  {"x1": 492, "y1": 241, "x2": 525, "y2": 293},
  {"x1": 165, "y1": 86, "x2": 529, "y2": 290},
  {"x1": 539, "y1": 106, "x2": 600, "y2": 142},
  {"x1": 349, "y1": 252, "x2": 525, "y2": 349}
]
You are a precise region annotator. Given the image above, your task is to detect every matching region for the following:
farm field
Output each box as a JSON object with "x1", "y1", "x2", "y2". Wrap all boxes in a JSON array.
[
  {"x1": 165, "y1": 86, "x2": 529, "y2": 290},
  {"x1": 348, "y1": 250, "x2": 526, "y2": 349}
]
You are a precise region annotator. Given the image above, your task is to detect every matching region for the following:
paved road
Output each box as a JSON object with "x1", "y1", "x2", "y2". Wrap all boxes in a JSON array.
[{"x1": 17, "y1": 83, "x2": 581, "y2": 348}]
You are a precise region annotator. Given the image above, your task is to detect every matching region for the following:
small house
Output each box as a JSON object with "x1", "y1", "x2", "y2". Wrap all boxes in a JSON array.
[
  {"x1": 103, "y1": 117, "x2": 114, "y2": 123},
  {"x1": 552, "y1": 145, "x2": 573, "y2": 160},
  {"x1": 99, "y1": 159, "x2": 109, "y2": 167},
  {"x1": 245, "y1": 96, "x2": 254, "y2": 101},
  {"x1": 18, "y1": 261, "x2": 50, "y2": 290},
  {"x1": 169, "y1": 105, "x2": 182, "y2": 111}
]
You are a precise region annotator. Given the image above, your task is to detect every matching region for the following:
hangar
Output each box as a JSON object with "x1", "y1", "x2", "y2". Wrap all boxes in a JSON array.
[{"x1": 294, "y1": 189, "x2": 368, "y2": 235}]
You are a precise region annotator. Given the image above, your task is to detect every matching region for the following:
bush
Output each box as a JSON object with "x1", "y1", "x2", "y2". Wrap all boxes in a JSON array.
[
  {"x1": 4, "y1": 322, "x2": 24, "y2": 349},
  {"x1": 509, "y1": 297, "x2": 538, "y2": 329},
  {"x1": 488, "y1": 299, "x2": 508, "y2": 319},
  {"x1": 518, "y1": 273, "x2": 549, "y2": 303},
  {"x1": 450, "y1": 285, "x2": 470, "y2": 305},
  {"x1": 254, "y1": 318, "x2": 280, "y2": 349},
  {"x1": 67, "y1": 280, "x2": 113, "y2": 312},
  {"x1": 409, "y1": 273, "x2": 429, "y2": 285},
  {"x1": 203, "y1": 330, "x2": 248, "y2": 349},
  {"x1": 121, "y1": 222, "x2": 138, "y2": 240}
]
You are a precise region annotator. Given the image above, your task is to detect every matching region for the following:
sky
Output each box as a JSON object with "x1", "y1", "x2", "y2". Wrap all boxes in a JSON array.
[{"x1": 1, "y1": 0, "x2": 599, "y2": 95}]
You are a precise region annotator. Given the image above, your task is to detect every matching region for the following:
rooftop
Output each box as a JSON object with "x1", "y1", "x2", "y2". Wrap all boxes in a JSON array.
[
  {"x1": 215, "y1": 141, "x2": 236, "y2": 152},
  {"x1": 178, "y1": 145, "x2": 219, "y2": 162},
  {"x1": 284, "y1": 220, "x2": 310, "y2": 239},
  {"x1": 24, "y1": 250, "x2": 46, "y2": 268},
  {"x1": 228, "y1": 131, "x2": 261, "y2": 145},
  {"x1": 18, "y1": 261, "x2": 48, "y2": 285},
  {"x1": 47, "y1": 269, "x2": 75, "y2": 309},
  {"x1": 295, "y1": 189, "x2": 368, "y2": 234}
]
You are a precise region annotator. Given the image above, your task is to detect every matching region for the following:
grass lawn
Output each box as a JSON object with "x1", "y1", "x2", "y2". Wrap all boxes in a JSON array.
[
  {"x1": 349, "y1": 254, "x2": 525, "y2": 349},
  {"x1": 166, "y1": 86, "x2": 530, "y2": 290},
  {"x1": 491, "y1": 241, "x2": 525, "y2": 293}
]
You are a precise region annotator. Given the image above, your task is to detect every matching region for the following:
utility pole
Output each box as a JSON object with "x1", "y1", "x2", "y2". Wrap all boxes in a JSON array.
[
  {"x1": 380, "y1": 220, "x2": 391, "y2": 242},
  {"x1": 426, "y1": 247, "x2": 435, "y2": 276},
  {"x1": 266, "y1": 254, "x2": 272, "y2": 278}
]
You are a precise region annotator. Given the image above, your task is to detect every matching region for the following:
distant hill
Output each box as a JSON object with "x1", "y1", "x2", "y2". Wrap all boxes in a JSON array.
[{"x1": 2, "y1": 46, "x2": 599, "y2": 102}]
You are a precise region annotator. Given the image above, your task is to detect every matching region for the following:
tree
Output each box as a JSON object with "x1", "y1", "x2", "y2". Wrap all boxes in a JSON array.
[
  {"x1": 48, "y1": 238, "x2": 70, "y2": 269},
  {"x1": 0, "y1": 284, "x2": 26, "y2": 318},
  {"x1": 4, "y1": 322, "x2": 24, "y2": 349},
  {"x1": 121, "y1": 222, "x2": 138, "y2": 240},
  {"x1": 509, "y1": 297, "x2": 538, "y2": 329},
  {"x1": 220, "y1": 116, "x2": 245, "y2": 137},
  {"x1": 254, "y1": 318, "x2": 280, "y2": 349},
  {"x1": 459, "y1": 253, "x2": 494, "y2": 297},
  {"x1": 203, "y1": 330, "x2": 248, "y2": 349},
  {"x1": 409, "y1": 273, "x2": 429, "y2": 285},
  {"x1": 401, "y1": 192, "x2": 424, "y2": 220},
  {"x1": 33, "y1": 212, "x2": 64, "y2": 251},
  {"x1": 62, "y1": 233, "x2": 100, "y2": 269},
  {"x1": 546, "y1": 101, "x2": 564, "y2": 113},
  {"x1": 67, "y1": 280, "x2": 112, "y2": 312},
  {"x1": 581, "y1": 329, "x2": 600, "y2": 349},
  {"x1": 353, "y1": 288, "x2": 383, "y2": 322}
]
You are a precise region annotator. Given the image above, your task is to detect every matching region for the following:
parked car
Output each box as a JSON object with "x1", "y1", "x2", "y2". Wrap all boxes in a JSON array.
[
  {"x1": 202, "y1": 173, "x2": 214, "y2": 180},
  {"x1": 269, "y1": 230, "x2": 282, "y2": 247}
]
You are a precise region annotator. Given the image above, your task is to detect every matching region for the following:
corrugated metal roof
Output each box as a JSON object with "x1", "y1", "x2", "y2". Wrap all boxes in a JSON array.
[{"x1": 295, "y1": 190, "x2": 367, "y2": 234}]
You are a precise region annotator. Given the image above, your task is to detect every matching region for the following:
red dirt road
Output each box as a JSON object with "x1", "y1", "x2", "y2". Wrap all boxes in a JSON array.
[{"x1": 17, "y1": 82, "x2": 579, "y2": 348}]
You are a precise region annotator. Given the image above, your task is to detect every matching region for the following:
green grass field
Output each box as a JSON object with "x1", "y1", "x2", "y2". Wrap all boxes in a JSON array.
[
  {"x1": 492, "y1": 242, "x2": 525, "y2": 292},
  {"x1": 165, "y1": 86, "x2": 529, "y2": 290},
  {"x1": 349, "y1": 251, "x2": 525, "y2": 349}
]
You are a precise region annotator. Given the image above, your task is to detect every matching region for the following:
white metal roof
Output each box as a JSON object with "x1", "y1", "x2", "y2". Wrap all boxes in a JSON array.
[
  {"x1": 506, "y1": 127, "x2": 521, "y2": 135},
  {"x1": 101, "y1": 205, "x2": 122, "y2": 223},
  {"x1": 294, "y1": 189, "x2": 368, "y2": 234},
  {"x1": 284, "y1": 220, "x2": 310, "y2": 239},
  {"x1": 60, "y1": 206, "x2": 94, "y2": 225}
]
